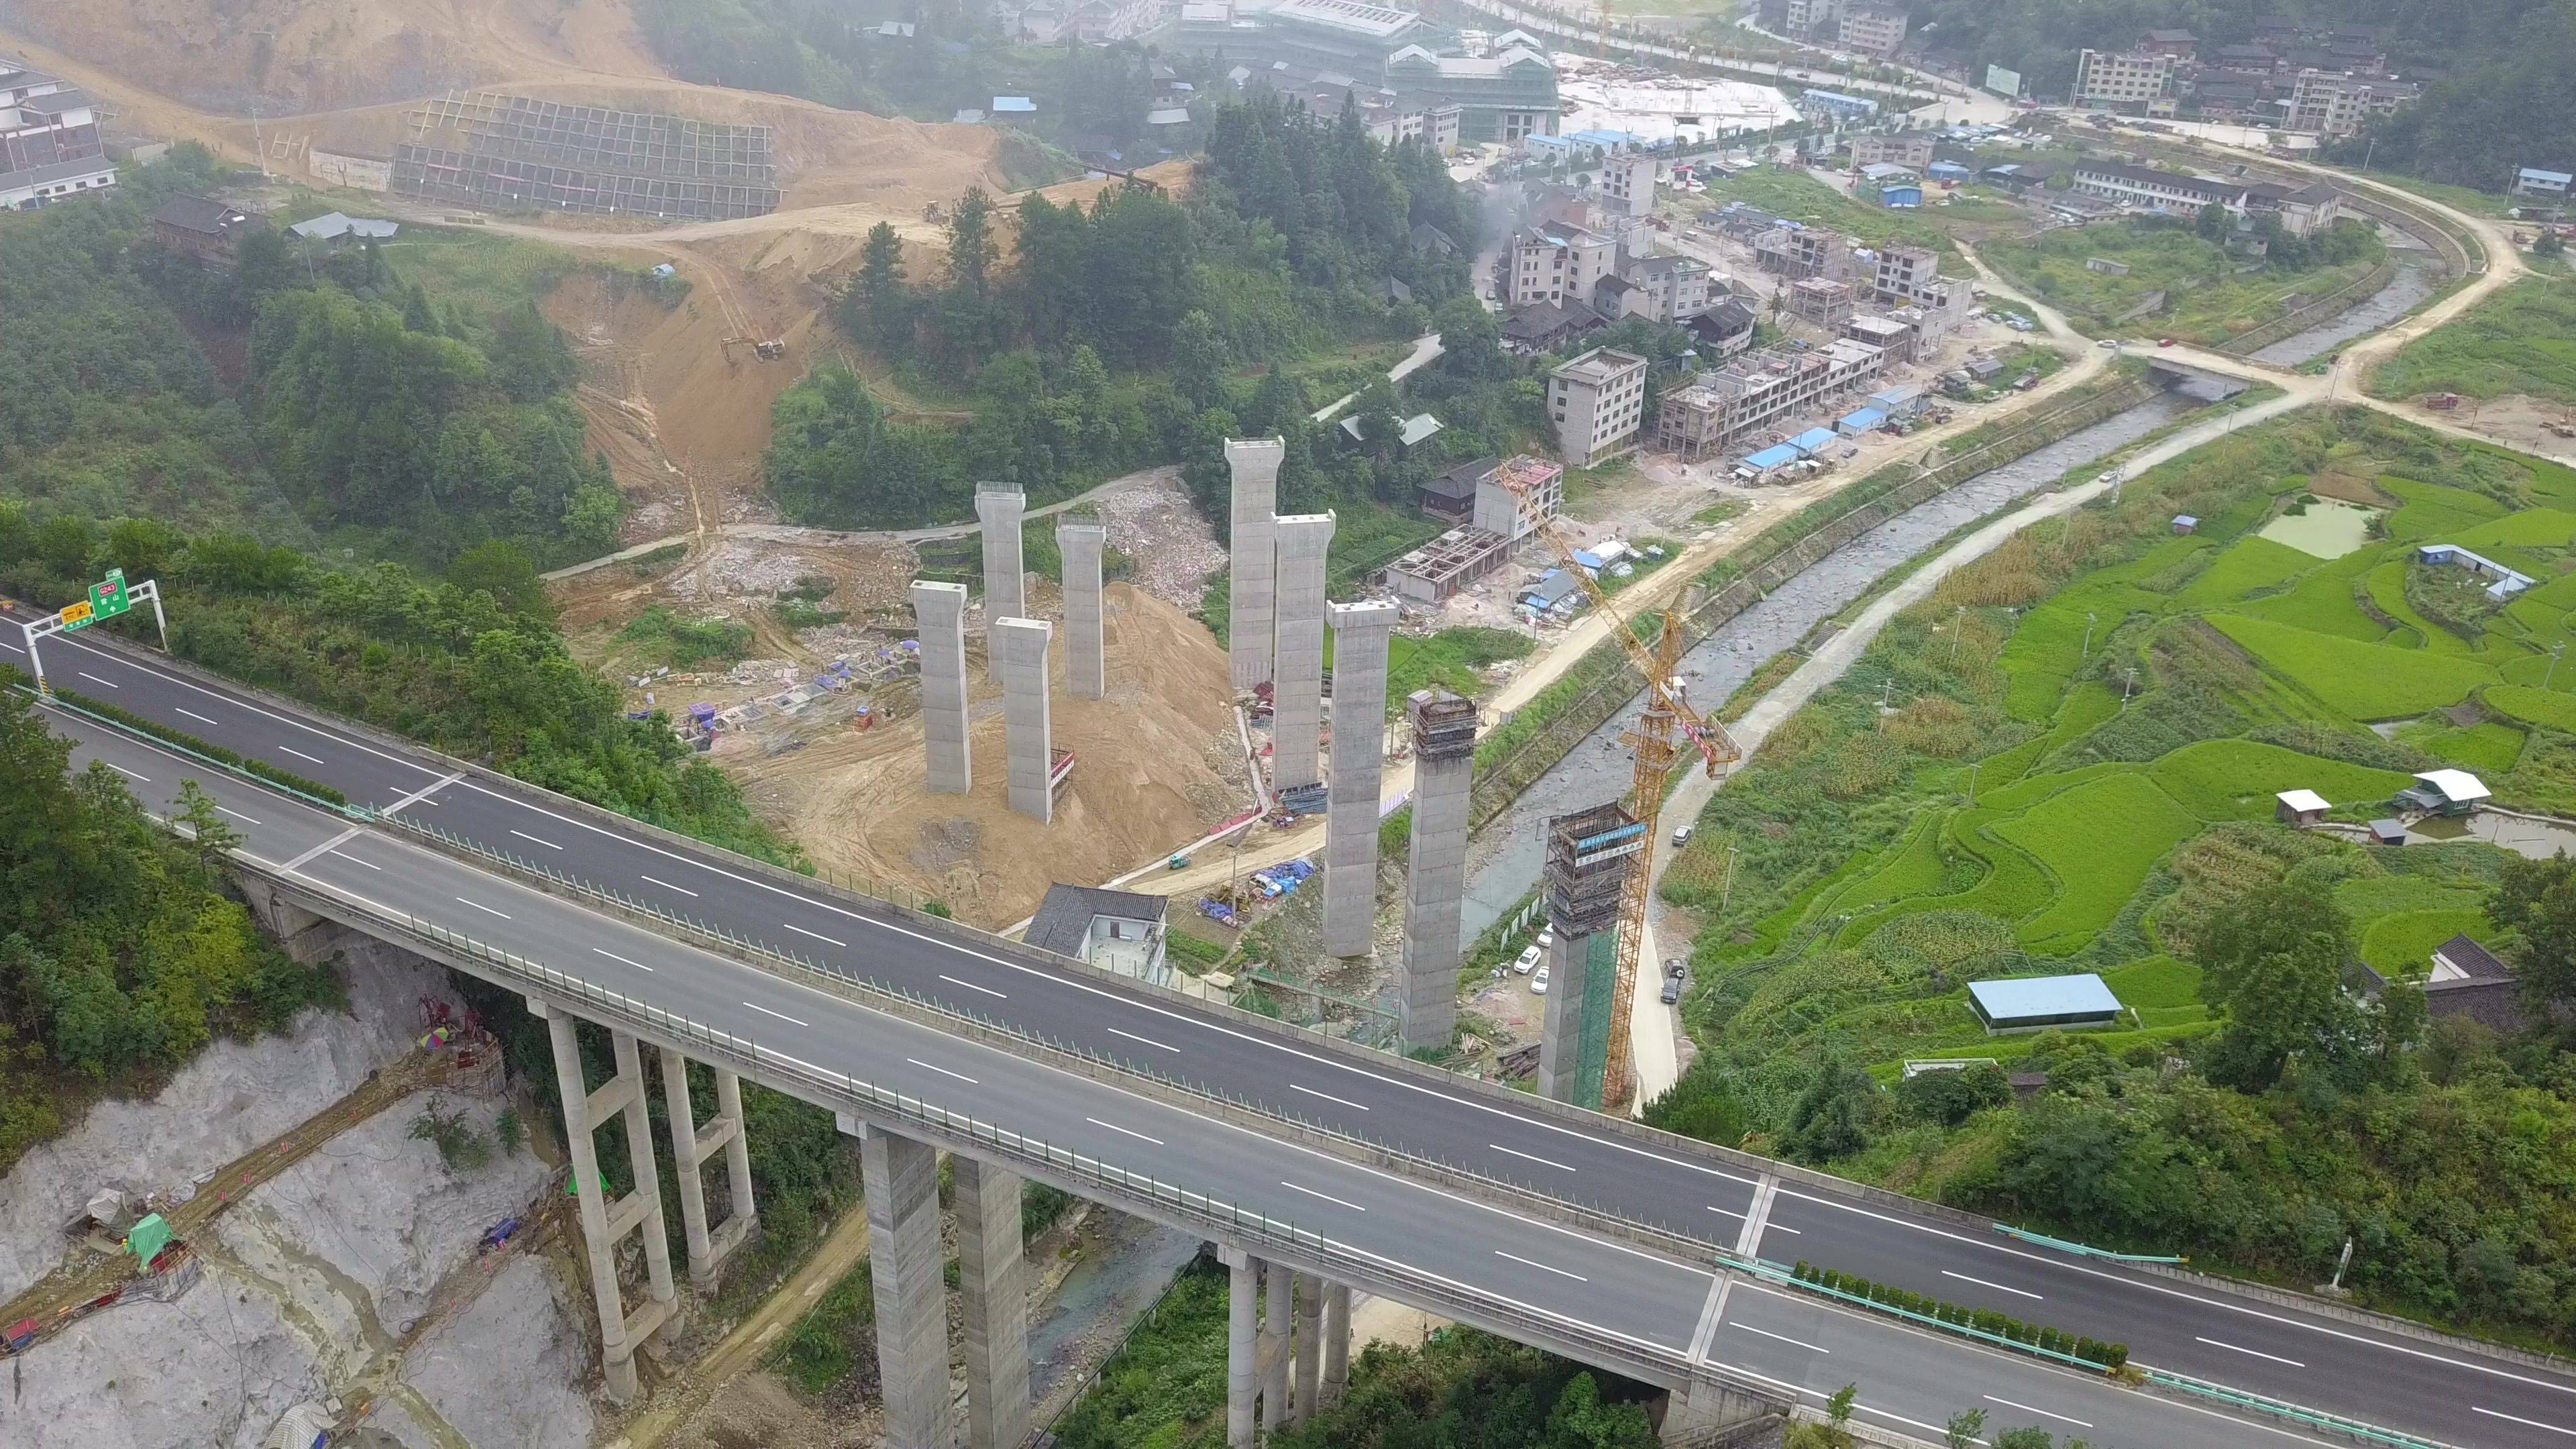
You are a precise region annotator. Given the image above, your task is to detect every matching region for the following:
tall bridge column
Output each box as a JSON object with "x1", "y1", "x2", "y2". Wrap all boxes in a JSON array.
[
  {"x1": 537, "y1": 1002, "x2": 677, "y2": 1403},
  {"x1": 659, "y1": 1047, "x2": 757, "y2": 1291},
  {"x1": 1537, "y1": 804, "x2": 1642, "y2": 1109},
  {"x1": 977, "y1": 482, "x2": 1027, "y2": 680},
  {"x1": 862, "y1": 1128, "x2": 949, "y2": 1449},
  {"x1": 954, "y1": 1157, "x2": 1030, "y2": 1449},
  {"x1": 1259, "y1": 1258, "x2": 1292, "y2": 1436},
  {"x1": 1324, "y1": 600, "x2": 1399, "y2": 959},
  {"x1": 1291, "y1": 1271, "x2": 1324, "y2": 1424},
  {"x1": 1224, "y1": 1248, "x2": 1258, "y2": 1448},
  {"x1": 1320, "y1": 1283, "x2": 1351, "y2": 1410}
]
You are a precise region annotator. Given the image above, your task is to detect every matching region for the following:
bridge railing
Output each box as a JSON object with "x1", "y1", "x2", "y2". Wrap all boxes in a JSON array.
[{"x1": 233, "y1": 851, "x2": 1764, "y2": 1399}]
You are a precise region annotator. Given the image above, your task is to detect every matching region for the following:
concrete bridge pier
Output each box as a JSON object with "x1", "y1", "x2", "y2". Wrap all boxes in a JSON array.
[
  {"x1": 977, "y1": 483, "x2": 1028, "y2": 680},
  {"x1": 1260, "y1": 1258, "x2": 1293, "y2": 1436},
  {"x1": 658, "y1": 1047, "x2": 757, "y2": 1291},
  {"x1": 954, "y1": 1156, "x2": 1030, "y2": 1449},
  {"x1": 1320, "y1": 1283, "x2": 1350, "y2": 1410},
  {"x1": 862, "y1": 1127, "x2": 949, "y2": 1449},
  {"x1": 535, "y1": 1002, "x2": 677, "y2": 1403},
  {"x1": 1224, "y1": 1248, "x2": 1260, "y2": 1448},
  {"x1": 1291, "y1": 1271, "x2": 1324, "y2": 1422}
]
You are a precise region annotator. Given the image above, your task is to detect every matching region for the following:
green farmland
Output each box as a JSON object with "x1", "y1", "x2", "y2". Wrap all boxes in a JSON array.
[{"x1": 1639, "y1": 408, "x2": 2576, "y2": 1344}]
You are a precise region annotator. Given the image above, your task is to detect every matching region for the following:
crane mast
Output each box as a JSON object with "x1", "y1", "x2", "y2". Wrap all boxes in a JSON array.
[{"x1": 1507, "y1": 465, "x2": 1739, "y2": 1108}]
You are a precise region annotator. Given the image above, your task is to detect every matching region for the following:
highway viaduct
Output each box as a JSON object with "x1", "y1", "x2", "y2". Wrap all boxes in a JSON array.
[{"x1": 5, "y1": 615, "x2": 2571, "y2": 1449}]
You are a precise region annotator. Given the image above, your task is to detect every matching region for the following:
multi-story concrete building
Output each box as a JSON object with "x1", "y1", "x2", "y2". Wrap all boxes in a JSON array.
[
  {"x1": 1836, "y1": 5, "x2": 1910, "y2": 56},
  {"x1": 1844, "y1": 312, "x2": 1917, "y2": 364},
  {"x1": 1851, "y1": 133, "x2": 1935, "y2": 170},
  {"x1": 1501, "y1": 225, "x2": 1618, "y2": 308},
  {"x1": 2069, "y1": 160, "x2": 2246, "y2": 213},
  {"x1": 2073, "y1": 49, "x2": 2178, "y2": 115},
  {"x1": 1782, "y1": 0, "x2": 1845, "y2": 38},
  {"x1": 1473, "y1": 455, "x2": 1564, "y2": 542},
  {"x1": 1599, "y1": 152, "x2": 1656, "y2": 218},
  {"x1": 2243, "y1": 179, "x2": 2345, "y2": 236},
  {"x1": 1754, "y1": 225, "x2": 1851, "y2": 280},
  {"x1": 1548, "y1": 348, "x2": 1649, "y2": 468},
  {"x1": 1599, "y1": 252, "x2": 1713, "y2": 323},
  {"x1": 2286, "y1": 69, "x2": 2416, "y2": 137},
  {"x1": 0, "y1": 62, "x2": 115, "y2": 210},
  {"x1": 1783, "y1": 277, "x2": 1856, "y2": 329},
  {"x1": 2137, "y1": 28, "x2": 2196, "y2": 59},
  {"x1": 1654, "y1": 340, "x2": 1886, "y2": 462}
]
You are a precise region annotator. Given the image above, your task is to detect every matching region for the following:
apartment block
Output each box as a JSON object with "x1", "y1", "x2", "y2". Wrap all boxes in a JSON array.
[
  {"x1": 1783, "y1": 0, "x2": 1845, "y2": 38},
  {"x1": 1654, "y1": 340, "x2": 1887, "y2": 462},
  {"x1": 2073, "y1": 49, "x2": 2178, "y2": 115},
  {"x1": 1754, "y1": 225, "x2": 1851, "y2": 280},
  {"x1": 1784, "y1": 277, "x2": 1856, "y2": 329},
  {"x1": 1548, "y1": 348, "x2": 1649, "y2": 468},
  {"x1": 1837, "y1": 5, "x2": 1910, "y2": 56},
  {"x1": 2287, "y1": 69, "x2": 2416, "y2": 137},
  {"x1": 1599, "y1": 152, "x2": 1656, "y2": 218},
  {"x1": 1501, "y1": 225, "x2": 1618, "y2": 307},
  {"x1": 1471, "y1": 454, "x2": 1565, "y2": 542},
  {"x1": 2070, "y1": 160, "x2": 2245, "y2": 212},
  {"x1": 1851, "y1": 133, "x2": 1935, "y2": 170}
]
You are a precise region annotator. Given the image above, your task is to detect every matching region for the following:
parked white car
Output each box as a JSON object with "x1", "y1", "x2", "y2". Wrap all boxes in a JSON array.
[
  {"x1": 1513, "y1": 944, "x2": 1543, "y2": 975},
  {"x1": 1530, "y1": 965, "x2": 1550, "y2": 995}
]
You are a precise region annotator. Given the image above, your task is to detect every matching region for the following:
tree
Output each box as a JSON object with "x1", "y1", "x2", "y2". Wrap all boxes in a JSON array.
[
  {"x1": 845, "y1": 220, "x2": 912, "y2": 354},
  {"x1": 402, "y1": 284, "x2": 437, "y2": 333},
  {"x1": 1944, "y1": 1408, "x2": 1987, "y2": 1448},
  {"x1": 447, "y1": 539, "x2": 551, "y2": 617},
  {"x1": 2192, "y1": 877, "x2": 2360, "y2": 1090},
  {"x1": 946, "y1": 186, "x2": 998, "y2": 299},
  {"x1": 1783, "y1": 1058, "x2": 1877, "y2": 1161},
  {"x1": 2196, "y1": 201, "x2": 2230, "y2": 240},
  {"x1": 2538, "y1": 230, "x2": 2566, "y2": 260},
  {"x1": 485, "y1": 301, "x2": 577, "y2": 402},
  {"x1": 171, "y1": 780, "x2": 239, "y2": 872},
  {"x1": 2491, "y1": 851, "x2": 2576, "y2": 1016},
  {"x1": 1172, "y1": 309, "x2": 1233, "y2": 412}
]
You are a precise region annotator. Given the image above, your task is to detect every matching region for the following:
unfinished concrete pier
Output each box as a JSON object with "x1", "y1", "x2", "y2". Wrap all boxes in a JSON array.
[
  {"x1": 995, "y1": 616, "x2": 1055, "y2": 822},
  {"x1": 1227, "y1": 438, "x2": 1284, "y2": 690},
  {"x1": 1270, "y1": 513, "x2": 1335, "y2": 792},
  {"x1": 977, "y1": 482, "x2": 1026, "y2": 680},
  {"x1": 910, "y1": 580, "x2": 971, "y2": 794},
  {"x1": 1538, "y1": 803, "x2": 1643, "y2": 1108},
  {"x1": 1057, "y1": 517, "x2": 1108, "y2": 700},
  {"x1": 1324, "y1": 600, "x2": 1398, "y2": 958},
  {"x1": 1400, "y1": 690, "x2": 1478, "y2": 1049}
]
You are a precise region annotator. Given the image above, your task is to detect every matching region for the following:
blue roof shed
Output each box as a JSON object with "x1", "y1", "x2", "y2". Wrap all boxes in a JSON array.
[
  {"x1": 1743, "y1": 443, "x2": 1800, "y2": 471},
  {"x1": 1837, "y1": 407, "x2": 1886, "y2": 435},
  {"x1": 1878, "y1": 184, "x2": 1923, "y2": 208},
  {"x1": 1788, "y1": 427, "x2": 1838, "y2": 456},
  {"x1": 1968, "y1": 974, "x2": 2123, "y2": 1033},
  {"x1": 1927, "y1": 160, "x2": 1972, "y2": 181}
]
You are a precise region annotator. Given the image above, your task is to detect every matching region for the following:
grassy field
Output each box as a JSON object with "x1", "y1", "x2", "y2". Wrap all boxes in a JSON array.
[
  {"x1": 1984, "y1": 217, "x2": 2384, "y2": 343},
  {"x1": 1695, "y1": 168, "x2": 1965, "y2": 256},
  {"x1": 1660, "y1": 407, "x2": 2576, "y2": 1104},
  {"x1": 2369, "y1": 276, "x2": 2576, "y2": 406}
]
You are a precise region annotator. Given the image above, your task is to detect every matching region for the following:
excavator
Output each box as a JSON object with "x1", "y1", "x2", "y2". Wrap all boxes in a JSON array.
[{"x1": 1509, "y1": 461, "x2": 1740, "y2": 1108}]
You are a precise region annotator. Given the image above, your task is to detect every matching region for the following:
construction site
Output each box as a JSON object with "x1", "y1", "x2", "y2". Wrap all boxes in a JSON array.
[{"x1": 393, "y1": 91, "x2": 784, "y2": 221}]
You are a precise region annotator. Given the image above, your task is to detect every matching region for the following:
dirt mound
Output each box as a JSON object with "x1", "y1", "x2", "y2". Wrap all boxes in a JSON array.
[
  {"x1": 0, "y1": 0, "x2": 672, "y2": 114},
  {"x1": 729, "y1": 585, "x2": 1255, "y2": 929}
]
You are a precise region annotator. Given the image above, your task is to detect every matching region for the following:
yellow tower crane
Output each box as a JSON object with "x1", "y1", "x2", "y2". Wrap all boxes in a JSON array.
[{"x1": 1509, "y1": 463, "x2": 1740, "y2": 1108}]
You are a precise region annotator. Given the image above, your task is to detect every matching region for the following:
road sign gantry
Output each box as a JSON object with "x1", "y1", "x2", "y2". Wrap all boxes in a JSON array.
[{"x1": 18, "y1": 569, "x2": 168, "y2": 692}]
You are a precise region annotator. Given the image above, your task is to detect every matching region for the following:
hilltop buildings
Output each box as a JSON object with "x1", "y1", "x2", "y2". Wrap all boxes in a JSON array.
[
  {"x1": 1, "y1": 60, "x2": 115, "y2": 210},
  {"x1": 1173, "y1": 0, "x2": 1558, "y2": 144}
]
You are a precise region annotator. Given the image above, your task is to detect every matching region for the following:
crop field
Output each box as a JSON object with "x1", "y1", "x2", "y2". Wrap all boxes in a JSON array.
[
  {"x1": 1672, "y1": 408, "x2": 2576, "y2": 1085},
  {"x1": 1983, "y1": 217, "x2": 2385, "y2": 343},
  {"x1": 2369, "y1": 276, "x2": 2576, "y2": 407}
]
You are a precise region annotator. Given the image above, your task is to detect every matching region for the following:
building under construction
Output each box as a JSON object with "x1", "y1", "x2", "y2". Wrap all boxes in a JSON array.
[{"x1": 392, "y1": 92, "x2": 781, "y2": 222}]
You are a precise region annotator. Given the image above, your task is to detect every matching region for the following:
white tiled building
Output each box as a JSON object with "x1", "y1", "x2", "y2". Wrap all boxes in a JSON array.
[
  {"x1": 1, "y1": 62, "x2": 117, "y2": 210},
  {"x1": 1548, "y1": 347, "x2": 1650, "y2": 467}
]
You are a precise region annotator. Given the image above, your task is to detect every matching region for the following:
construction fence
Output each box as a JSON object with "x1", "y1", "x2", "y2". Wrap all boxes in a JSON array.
[{"x1": 394, "y1": 92, "x2": 781, "y2": 221}]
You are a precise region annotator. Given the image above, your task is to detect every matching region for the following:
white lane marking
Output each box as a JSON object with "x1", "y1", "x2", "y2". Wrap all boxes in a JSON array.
[
  {"x1": 1737, "y1": 1176, "x2": 1780, "y2": 1257},
  {"x1": 107, "y1": 763, "x2": 151, "y2": 782},
  {"x1": 1493, "y1": 1250, "x2": 1588, "y2": 1283},
  {"x1": 743, "y1": 1001, "x2": 810, "y2": 1028},
  {"x1": 1489, "y1": 1142, "x2": 1577, "y2": 1173},
  {"x1": 47, "y1": 631, "x2": 439, "y2": 778},
  {"x1": 1085, "y1": 1117, "x2": 1164, "y2": 1146},
  {"x1": 445, "y1": 782, "x2": 1770, "y2": 1198},
  {"x1": 1289, "y1": 1083, "x2": 1371, "y2": 1112},
  {"x1": 509, "y1": 828, "x2": 563, "y2": 851},
  {"x1": 177, "y1": 708, "x2": 220, "y2": 727},
  {"x1": 941, "y1": 973, "x2": 1008, "y2": 1000},
  {"x1": 333, "y1": 849, "x2": 382, "y2": 870},
  {"x1": 278, "y1": 824, "x2": 367, "y2": 871},
  {"x1": 1106, "y1": 1026, "x2": 1179, "y2": 1053},
  {"x1": 2197, "y1": 1336, "x2": 2306, "y2": 1368},
  {"x1": 640, "y1": 874, "x2": 699, "y2": 898},
  {"x1": 782, "y1": 922, "x2": 847, "y2": 948},
  {"x1": 276, "y1": 745, "x2": 326, "y2": 765},
  {"x1": 1733, "y1": 1322, "x2": 1830, "y2": 1354},
  {"x1": 1706, "y1": 1205, "x2": 1796, "y2": 1231},
  {"x1": 1943, "y1": 1269, "x2": 2043, "y2": 1301},
  {"x1": 380, "y1": 771, "x2": 463, "y2": 816},
  {"x1": 217, "y1": 806, "x2": 263, "y2": 826},
  {"x1": 0, "y1": 638, "x2": 19, "y2": 651},
  {"x1": 1279, "y1": 1181, "x2": 1368, "y2": 1212},
  {"x1": 1776, "y1": 1185, "x2": 2576, "y2": 1401},
  {"x1": 77, "y1": 672, "x2": 119, "y2": 689},
  {"x1": 455, "y1": 897, "x2": 513, "y2": 920},
  {"x1": 907, "y1": 1057, "x2": 979, "y2": 1085},
  {"x1": 594, "y1": 948, "x2": 654, "y2": 973},
  {"x1": 1982, "y1": 1395, "x2": 2090, "y2": 1430},
  {"x1": 2475, "y1": 1407, "x2": 2576, "y2": 1438}
]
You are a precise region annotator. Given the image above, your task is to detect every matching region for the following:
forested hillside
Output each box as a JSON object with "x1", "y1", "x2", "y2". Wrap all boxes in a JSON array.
[
  {"x1": 1905, "y1": 0, "x2": 2576, "y2": 191},
  {"x1": 0, "y1": 147, "x2": 618, "y2": 571},
  {"x1": 772, "y1": 97, "x2": 1527, "y2": 538}
]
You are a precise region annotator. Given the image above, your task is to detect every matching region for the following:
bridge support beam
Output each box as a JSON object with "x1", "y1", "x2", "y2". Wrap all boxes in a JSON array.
[
  {"x1": 659, "y1": 1048, "x2": 757, "y2": 1292},
  {"x1": 863, "y1": 1128, "x2": 949, "y2": 1449},
  {"x1": 1226, "y1": 437, "x2": 1284, "y2": 690},
  {"x1": 1260, "y1": 1258, "x2": 1293, "y2": 1436},
  {"x1": 977, "y1": 482, "x2": 1027, "y2": 680},
  {"x1": 1291, "y1": 1271, "x2": 1324, "y2": 1424},
  {"x1": 955, "y1": 1157, "x2": 1030, "y2": 1449},
  {"x1": 1269, "y1": 513, "x2": 1335, "y2": 794},
  {"x1": 1399, "y1": 691, "x2": 1477, "y2": 1051},
  {"x1": 1224, "y1": 1248, "x2": 1258, "y2": 1448},
  {"x1": 1057, "y1": 517, "x2": 1108, "y2": 700},
  {"x1": 537, "y1": 1003, "x2": 676, "y2": 1403},
  {"x1": 910, "y1": 580, "x2": 972, "y2": 794},
  {"x1": 1324, "y1": 601, "x2": 1398, "y2": 959},
  {"x1": 1320, "y1": 1283, "x2": 1350, "y2": 1410}
]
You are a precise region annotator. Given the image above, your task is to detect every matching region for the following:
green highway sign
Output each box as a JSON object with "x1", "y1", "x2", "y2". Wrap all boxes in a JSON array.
[{"x1": 91, "y1": 568, "x2": 130, "y2": 620}]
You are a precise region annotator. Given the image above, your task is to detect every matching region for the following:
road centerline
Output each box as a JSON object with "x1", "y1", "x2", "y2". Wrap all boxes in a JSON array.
[
  {"x1": 1493, "y1": 1250, "x2": 1588, "y2": 1283},
  {"x1": 1279, "y1": 1181, "x2": 1368, "y2": 1212},
  {"x1": 1489, "y1": 1142, "x2": 1578, "y2": 1173},
  {"x1": 1289, "y1": 1082, "x2": 1371, "y2": 1112},
  {"x1": 1943, "y1": 1269, "x2": 2042, "y2": 1301}
]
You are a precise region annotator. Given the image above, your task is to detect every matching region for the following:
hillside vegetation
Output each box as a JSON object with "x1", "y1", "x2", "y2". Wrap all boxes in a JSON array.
[{"x1": 1652, "y1": 408, "x2": 2576, "y2": 1347}]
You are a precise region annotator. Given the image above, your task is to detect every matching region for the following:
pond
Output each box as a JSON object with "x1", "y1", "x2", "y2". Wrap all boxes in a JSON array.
[{"x1": 2258, "y1": 498, "x2": 2383, "y2": 558}]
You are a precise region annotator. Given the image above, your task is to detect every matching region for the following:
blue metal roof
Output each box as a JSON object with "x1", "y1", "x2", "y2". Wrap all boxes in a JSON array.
[
  {"x1": 1927, "y1": 160, "x2": 1972, "y2": 178},
  {"x1": 1744, "y1": 444, "x2": 1800, "y2": 469},
  {"x1": 1968, "y1": 974, "x2": 2122, "y2": 1024},
  {"x1": 1839, "y1": 407, "x2": 1886, "y2": 430},
  {"x1": 1789, "y1": 427, "x2": 1838, "y2": 454}
]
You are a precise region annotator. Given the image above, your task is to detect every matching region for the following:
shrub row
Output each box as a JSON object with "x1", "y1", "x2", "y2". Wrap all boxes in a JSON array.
[
  {"x1": 1790, "y1": 1260, "x2": 2128, "y2": 1370},
  {"x1": 49, "y1": 688, "x2": 351, "y2": 807}
]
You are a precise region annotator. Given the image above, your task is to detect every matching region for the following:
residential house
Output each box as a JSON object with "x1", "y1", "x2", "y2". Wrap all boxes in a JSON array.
[
  {"x1": 2073, "y1": 48, "x2": 2178, "y2": 115},
  {"x1": 1852, "y1": 133, "x2": 1935, "y2": 170},
  {"x1": 1684, "y1": 299, "x2": 1759, "y2": 359},
  {"x1": 2242, "y1": 180, "x2": 2343, "y2": 236},
  {"x1": 1836, "y1": 5, "x2": 1909, "y2": 56},
  {"x1": 2287, "y1": 70, "x2": 2417, "y2": 137},
  {"x1": 1497, "y1": 299, "x2": 1605, "y2": 354},
  {"x1": 1654, "y1": 339, "x2": 1887, "y2": 461},
  {"x1": 0, "y1": 62, "x2": 116, "y2": 209},
  {"x1": 1473, "y1": 455, "x2": 1565, "y2": 542},
  {"x1": 1548, "y1": 347, "x2": 1650, "y2": 466},
  {"x1": 150, "y1": 194, "x2": 263, "y2": 264},
  {"x1": 2514, "y1": 167, "x2": 2572, "y2": 199},
  {"x1": 2068, "y1": 160, "x2": 2247, "y2": 213},
  {"x1": 1419, "y1": 458, "x2": 1499, "y2": 524},
  {"x1": 2136, "y1": 28, "x2": 2196, "y2": 59},
  {"x1": 1501, "y1": 225, "x2": 1618, "y2": 307},
  {"x1": 1026, "y1": 883, "x2": 1169, "y2": 982}
]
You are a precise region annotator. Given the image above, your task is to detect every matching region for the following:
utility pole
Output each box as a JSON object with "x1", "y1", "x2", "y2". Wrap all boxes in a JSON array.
[
  {"x1": 2121, "y1": 665, "x2": 2138, "y2": 709},
  {"x1": 1719, "y1": 844, "x2": 1739, "y2": 913},
  {"x1": 2549, "y1": 642, "x2": 2567, "y2": 692},
  {"x1": 2081, "y1": 610, "x2": 2098, "y2": 659},
  {"x1": 1948, "y1": 603, "x2": 1966, "y2": 661}
]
